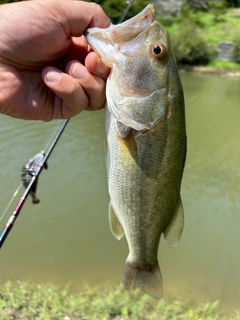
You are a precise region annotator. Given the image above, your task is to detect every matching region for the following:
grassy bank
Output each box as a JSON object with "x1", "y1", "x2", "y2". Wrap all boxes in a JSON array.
[
  {"x1": 164, "y1": 7, "x2": 240, "y2": 44},
  {"x1": 0, "y1": 281, "x2": 239, "y2": 320},
  {"x1": 159, "y1": 3, "x2": 240, "y2": 67}
]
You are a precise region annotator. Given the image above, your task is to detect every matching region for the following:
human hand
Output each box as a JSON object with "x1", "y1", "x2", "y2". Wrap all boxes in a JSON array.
[{"x1": 0, "y1": 0, "x2": 110, "y2": 121}]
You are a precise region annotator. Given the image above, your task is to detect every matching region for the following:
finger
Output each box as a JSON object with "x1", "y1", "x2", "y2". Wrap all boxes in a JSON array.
[
  {"x1": 85, "y1": 51, "x2": 110, "y2": 80},
  {"x1": 66, "y1": 61, "x2": 107, "y2": 111},
  {"x1": 49, "y1": 1, "x2": 111, "y2": 36},
  {"x1": 42, "y1": 67, "x2": 89, "y2": 119},
  {"x1": 58, "y1": 36, "x2": 89, "y2": 68}
]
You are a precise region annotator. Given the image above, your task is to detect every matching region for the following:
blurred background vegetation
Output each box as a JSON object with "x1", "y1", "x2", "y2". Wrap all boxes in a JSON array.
[
  {"x1": 86, "y1": 0, "x2": 240, "y2": 67},
  {"x1": 160, "y1": 0, "x2": 240, "y2": 66},
  {"x1": 1, "y1": 0, "x2": 240, "y2": 67}
]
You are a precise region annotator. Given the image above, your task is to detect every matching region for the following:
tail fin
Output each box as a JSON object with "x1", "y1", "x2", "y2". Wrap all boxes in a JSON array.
[{"x1": 122, "y1": 258, "x2": 163, "y2": 299}]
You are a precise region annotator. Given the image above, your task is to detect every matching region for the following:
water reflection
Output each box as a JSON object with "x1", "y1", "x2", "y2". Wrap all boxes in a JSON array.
[{"x1": 0, "y1": 73, "x2": 239, "y2": 314}]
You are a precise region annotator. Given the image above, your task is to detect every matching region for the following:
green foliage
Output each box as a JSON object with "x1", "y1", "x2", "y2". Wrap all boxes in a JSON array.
[
  {"x1": 208, "y1": 59, "x2": 240, "y2": 69},
  {"x1": 186, "y1": 0, "x2": 240, "y2": 9},
  {"x1": 169, "y1": 22, "x2": 216, "y2": 64},
  {"x1": 0, "y1": 281, "x2": 234, "y2": 320},
  {"x1": 232, "y1": 33, "x2": 240, "y2": 62},
  {"x1": 177, "y1": 1, "x2": 228, "y2": 24},
  {"x1": 225, "y1": 0, "x2": 240, "y2": 7},
  {"x1": 0, "y1": 0, "x2": 22, "y2": 3},
  {"x1": 208, "y1": 0, "x2": 228, "y2": 21},
  {"x1": 158, "y1": 0, "x2": 240, "y2": 68}
]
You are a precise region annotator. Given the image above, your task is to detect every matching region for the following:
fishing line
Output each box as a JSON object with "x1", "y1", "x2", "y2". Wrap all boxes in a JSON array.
[
  {"x1": 0, "y1": 119, "x2": 69, "y2": 248},
  {"x1": 0, "y1": 0, "x2": 135, "y2": 248},
  {"x1": 118, "y1": 0, "x2": 135, "y2": 23},
  {"x1": 43, "y1": 120, "x2": 66, "y2": 154},
  {"x1": 0, "y1": 119, "x2": 67, "y2": 223},
  {"x1": 0, "y1": 183, "x2": 23, "y2": 223}
]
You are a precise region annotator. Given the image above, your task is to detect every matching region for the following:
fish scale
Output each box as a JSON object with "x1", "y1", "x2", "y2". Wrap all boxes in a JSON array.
[{"x1": 86, "y1": 4, "x2": 186, "y2": 298}]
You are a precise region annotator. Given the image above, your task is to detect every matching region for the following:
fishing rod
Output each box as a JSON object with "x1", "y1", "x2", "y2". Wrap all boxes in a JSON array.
[
  {"x1": 0, "y1": 119, "x2": 69, "y2": 248},
  {"x1": 0, "y1": 0, "x2": 135, "y2": 249}
]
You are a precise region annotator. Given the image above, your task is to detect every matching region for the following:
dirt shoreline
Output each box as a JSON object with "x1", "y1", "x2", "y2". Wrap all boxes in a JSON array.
[{"x1": 178, "y1": 65, "x2": 240, "y2": 78}]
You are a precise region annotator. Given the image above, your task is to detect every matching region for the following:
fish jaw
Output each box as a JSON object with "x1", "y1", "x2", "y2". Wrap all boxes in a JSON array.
[
  {"x1": 84, "y1": 27, "x2": 114, "y2": 68},
  {"x1": 85, "y1": 4, "x2": 156, "y2": 68},
  {"x1": 86, "y1": 7, "x2": 173, "y2": 131},
  {"x1": 87, "y1": 4, "x2": 186, "y2": 300}
]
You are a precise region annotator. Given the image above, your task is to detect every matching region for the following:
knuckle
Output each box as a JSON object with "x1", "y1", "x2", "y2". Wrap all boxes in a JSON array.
[
  {"x1": 92, "y1": 76, "x2": 105, "y2": 92},
  {"x1": 63, "y1": 81, "x2": 89, "y2": 111},
  {"x1": 90, "y1": 81, "x2": 102, "y2": 93},
  {"x1": 66, "y1": 81, "x2": 78, "y2": 96},
  {"x1": 90, "y1": 2, "x2": 104, "y2": 15}
]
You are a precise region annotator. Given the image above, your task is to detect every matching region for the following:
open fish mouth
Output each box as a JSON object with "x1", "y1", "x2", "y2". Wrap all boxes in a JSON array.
[
  {"x1": 86, "y1": 4, "x2": 186, "y2": 300},
  {"x1": 110, "y1": 4, "x2": 156, "y2": 43},
  {"x1": 85, "y1": 4, "x2": 157, "y2": 67},
  {"x1": 85, "y1": 4, "x2": 169, "y2": 131}
]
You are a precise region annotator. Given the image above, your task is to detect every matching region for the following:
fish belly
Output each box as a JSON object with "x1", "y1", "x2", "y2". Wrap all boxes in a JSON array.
[{"x1": 105, "y1": 106, "x2": 186, "y2": 298}]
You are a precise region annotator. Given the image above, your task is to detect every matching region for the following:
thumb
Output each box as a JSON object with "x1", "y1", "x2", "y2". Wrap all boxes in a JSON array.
[{"x1": 47, "y1": 1, "x2": 110, "y2": 37}]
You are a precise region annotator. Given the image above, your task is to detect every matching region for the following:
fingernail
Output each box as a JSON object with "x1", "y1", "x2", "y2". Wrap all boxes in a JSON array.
[
  {"x1": 71, "y1": 63, "x2": 88, "y2": 80},
  {"x1": 46, "y1": 69, "x2": 61, "y2": 83}
]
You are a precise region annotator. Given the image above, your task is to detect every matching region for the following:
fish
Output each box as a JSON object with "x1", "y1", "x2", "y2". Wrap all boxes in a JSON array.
[{"x1": 85, "y1": 4, "x2": 186, "y2": 299}]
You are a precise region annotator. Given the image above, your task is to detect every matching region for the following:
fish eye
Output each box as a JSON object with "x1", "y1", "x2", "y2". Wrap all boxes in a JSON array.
[{"x1": 150, "y1": 42, "x2": 165, "y2": 59}]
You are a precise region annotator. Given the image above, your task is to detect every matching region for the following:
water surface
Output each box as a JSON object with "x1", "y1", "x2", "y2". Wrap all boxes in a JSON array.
[{"x1": 0, "y1": 72, "x2": 240, "y2": 314}]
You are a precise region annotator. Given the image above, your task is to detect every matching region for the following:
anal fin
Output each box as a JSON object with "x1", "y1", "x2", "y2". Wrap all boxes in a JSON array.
[
  {"x1": 108, "y1": 202, "x2": 124, "y2": 240},
  {"x1": 163, "y1": 196, "x2": 184, "y2": 248}
]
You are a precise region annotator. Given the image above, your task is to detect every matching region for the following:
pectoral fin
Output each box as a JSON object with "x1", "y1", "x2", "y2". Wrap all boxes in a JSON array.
[
  {"x1": 108, "y1": 202, "x2": 124, "y2": 240},
  {"x1": 116, "y1": 121, "x2": 131, "y2": 139},
  {"x1": 163, "y1": 197, "x2": 184, "y2": 248}
]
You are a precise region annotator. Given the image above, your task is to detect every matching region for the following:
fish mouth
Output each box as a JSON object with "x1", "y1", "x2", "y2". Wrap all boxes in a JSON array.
[
  {"x1": 110, "y1": 4, "x2": 156, "y2": 43},
  {"x1": 85, "y1": 4, "x2": 156, "y2": 67}
]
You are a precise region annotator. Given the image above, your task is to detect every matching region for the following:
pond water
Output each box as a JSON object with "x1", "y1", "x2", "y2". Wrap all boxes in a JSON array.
[{"x1": 0, "y1": 72, "x2": 240, "y2": 314}]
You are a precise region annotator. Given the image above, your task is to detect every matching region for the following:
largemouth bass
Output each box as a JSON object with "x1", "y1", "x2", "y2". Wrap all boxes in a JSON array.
[{"x1": 86, "y1": 4, "x2": 186, "y2": 299}]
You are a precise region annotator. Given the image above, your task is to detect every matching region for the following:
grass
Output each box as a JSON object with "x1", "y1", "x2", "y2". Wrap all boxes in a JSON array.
[
  {"x1": 193, "y1": 9, "x2": 240, "y2": 44},
  {"x1": 0, "y1": 281, "x2": 239, "y2": 320},
  {"x1": 207, "y1": 60, "x2": 240, "y2": 70}
]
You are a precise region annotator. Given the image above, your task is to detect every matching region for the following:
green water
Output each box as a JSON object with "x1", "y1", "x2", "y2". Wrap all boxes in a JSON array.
[{"x1": 0, "y1": 72, "x2": 239, "y2": 313}]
